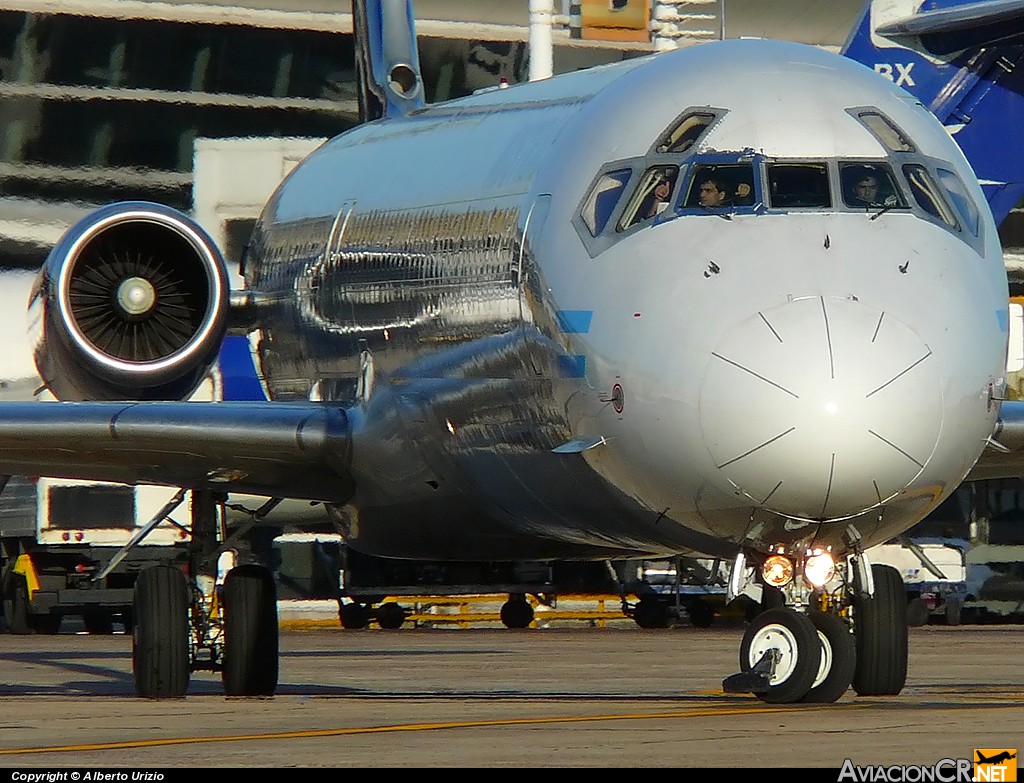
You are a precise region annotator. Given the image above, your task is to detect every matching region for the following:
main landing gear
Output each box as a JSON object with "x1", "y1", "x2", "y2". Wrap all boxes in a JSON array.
[
  {"x1": 723, "y1": 551, "x2": 906, "y2": 704},
  {"x1": 131, "y1": 490, "x2": 281, "y2": 698}
]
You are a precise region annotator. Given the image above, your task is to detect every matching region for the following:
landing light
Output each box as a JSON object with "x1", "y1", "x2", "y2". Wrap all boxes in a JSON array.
[
  {"x1": 762, "y1": 554, "x2": 794, "y2": 587},
  {"x1": 804, "y1": 552, "x2": 836, "y2": 588}
]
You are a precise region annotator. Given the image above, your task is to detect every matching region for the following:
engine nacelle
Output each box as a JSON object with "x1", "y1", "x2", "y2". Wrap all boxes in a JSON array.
[{"x1": 31, "y1": 202, "x2": 231, "y2": 401}]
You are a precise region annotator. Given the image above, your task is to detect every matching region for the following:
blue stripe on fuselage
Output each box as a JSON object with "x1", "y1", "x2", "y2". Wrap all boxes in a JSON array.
[
  {"x1": 555, "y1": 310, "x2": 591, "y2": 377},
  {"x1": 219, "y1": 335, "x2": 267, "y2": 401},
  {"x1": 557, "y1": 354, "x2": 587, "y2": 378},
  {"x1": 556, "y1": 309, "x2": 593, "y2": 334}
]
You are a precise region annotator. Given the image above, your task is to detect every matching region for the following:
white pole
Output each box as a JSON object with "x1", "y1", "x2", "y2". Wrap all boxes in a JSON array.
[{"x1": 529, "y1": 0, "x2": 554, "y2": 81}]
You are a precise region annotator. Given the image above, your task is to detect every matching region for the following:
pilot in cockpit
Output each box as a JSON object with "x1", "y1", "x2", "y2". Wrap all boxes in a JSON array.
[
  {"x1": 852, "y1": 173, "x2": 881, "y2": 206},
  {"x1": 697, "y1": 176, "x2": 728, "y2": 208},
  {"x1": 845, "y1": 166, "x2": 898, "y2": 209},
  {"x1": 644, "y1": 169, "x2": 677, "y2": 218}
]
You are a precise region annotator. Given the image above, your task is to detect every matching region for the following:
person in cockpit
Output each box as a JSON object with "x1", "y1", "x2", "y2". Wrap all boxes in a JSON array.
[
  {"x1": 733, "y1": 181, "x2": 753, "y2": 206},
  {"x1": 644, "y1": 170, "x2": 676, "y2": 218},
  {"x1": 846, "y1": 168, "x2": 898, "y2": 209},
  {"x1": 851, "y1": 173, "x2": 882, "y2": 206},
  {"x1": 698, "y1": 176, "x2": 728, "y2": 208}
]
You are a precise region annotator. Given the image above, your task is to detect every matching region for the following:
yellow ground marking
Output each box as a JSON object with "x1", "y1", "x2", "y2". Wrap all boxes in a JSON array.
[{"x1": 0, "y1": 702, "x2": 869, "y2": 755}]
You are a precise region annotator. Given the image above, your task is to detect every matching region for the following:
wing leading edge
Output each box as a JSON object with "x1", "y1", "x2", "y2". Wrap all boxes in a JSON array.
[
  {"x1": 0, "y1": 401, "x2": 353, "y2": 501},
  {"x1": 874, "y1": 0, "x2": 1024, "y2": 37},
  {"x1": 873, "y1": 0, "x2": 1024, "y2": 53}
]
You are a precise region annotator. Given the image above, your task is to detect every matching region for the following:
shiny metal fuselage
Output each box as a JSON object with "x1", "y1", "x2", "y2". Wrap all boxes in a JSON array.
[{"x1": 244, "y1": 40, "x2": 1008, "y2": 562}]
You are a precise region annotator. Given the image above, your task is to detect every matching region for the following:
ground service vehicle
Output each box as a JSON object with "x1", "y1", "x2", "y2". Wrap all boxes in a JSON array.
[
  {"x1": 867, "y1": 538, "x2": 969, "y2": 627},
  {"x1": 0, "y1": 477, "x2": 190, "y2": 634}
]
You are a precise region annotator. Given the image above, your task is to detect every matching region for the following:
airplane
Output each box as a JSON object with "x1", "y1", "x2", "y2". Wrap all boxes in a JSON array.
[
  {"x1": 976, "y1": 751, "x2": 1017, "y2": 765},
  {"x1": 0, "y1": 0, "x2": 1022, "y2": 705},
  {"x1": 841, "y1": 0, "x2": 1024, "y2": 226}
]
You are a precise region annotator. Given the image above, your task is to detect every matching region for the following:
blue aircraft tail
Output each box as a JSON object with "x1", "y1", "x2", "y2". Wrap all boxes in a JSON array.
[{"x1": 842, "y1": 0, "x2": 1024, "y2": 225}]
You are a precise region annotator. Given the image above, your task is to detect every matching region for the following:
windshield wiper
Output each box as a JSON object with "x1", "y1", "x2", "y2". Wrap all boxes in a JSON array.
[{"x1": 702, "y1": 206, "x2": 732, "y2": 221}]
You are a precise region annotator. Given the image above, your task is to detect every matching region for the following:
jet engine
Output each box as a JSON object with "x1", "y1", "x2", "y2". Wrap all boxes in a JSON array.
[{"x1": 31, "y1": 202, "x2": 231, "y2": 401}]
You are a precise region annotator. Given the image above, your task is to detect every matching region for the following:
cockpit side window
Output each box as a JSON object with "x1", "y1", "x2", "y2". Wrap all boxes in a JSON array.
[
  {"x1": 840, "y1": 163, "x2": 907, "y2": 209},
  {"x1": 903, "y1": 164, "x2": 959, "y2": 229},
  {"x1": 618, "y1": 165, "x2": 679, "y2": 230},
  {"x1": 853, "y1": 110, "x2": 916, "y2": 153},
  {"x1": 580, "y1": 169, "x2": 631, "y2": 236},
  {"x1": 936, "y1": 168, "x2": 980, "y2": 236},
  {"x1": 767, "y1": 163, "x2": 830, "y2": 208},
  {"x1": 656, "y1": 112, "x2": 717, "y2": 154},
  {"x1": 683, "y1": 164, "x2": 755, "y2": 209}
]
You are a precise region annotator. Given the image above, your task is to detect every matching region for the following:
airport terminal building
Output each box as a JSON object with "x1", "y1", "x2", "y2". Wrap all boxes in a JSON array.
[{"x1": 0, "y1": 0, "x2": 875, "y2": 266}]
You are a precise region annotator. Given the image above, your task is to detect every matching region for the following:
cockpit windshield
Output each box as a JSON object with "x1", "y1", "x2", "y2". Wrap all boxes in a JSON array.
[
  {"x1": 656, "y1": 111, "x2": 718, "y2": 154},
  {"x1": 840, "y1": 163, "x2": 907, "y2": 210},
  {"x1": 683, "y1": 164, "x2": 755, "y2": 209},
  {"x1": 768, "y1": 163, "x2": 830, "y2": 208},
  {"x1": 580, "y1": 169, "x2": 631, "y2": 236},
  {"x1": 575, "y1": 151, "x2": 979, "y2": 257},
  {"x1": 903, "y1": 164, "x2": 958, "y2": 229},
  {"x1": 618, "y1": 166, "x2": 679, "y2": 229}
]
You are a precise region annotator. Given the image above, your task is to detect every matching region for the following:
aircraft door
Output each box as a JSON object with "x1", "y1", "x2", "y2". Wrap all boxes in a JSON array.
[{"x1": 518, "y1": 194, "x2": 551, "y2": 324}]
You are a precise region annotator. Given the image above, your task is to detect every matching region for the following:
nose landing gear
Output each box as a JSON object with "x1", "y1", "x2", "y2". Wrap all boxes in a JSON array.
[
  {"x1": 803, "y1": 610, "x2": 858, "y2": 703},
  {"x1": 722, "y1": 552, "x2": 905, "y2": 704},
  {"x1": 728, "y1": 607, "x2": 821, "y2": 702}
]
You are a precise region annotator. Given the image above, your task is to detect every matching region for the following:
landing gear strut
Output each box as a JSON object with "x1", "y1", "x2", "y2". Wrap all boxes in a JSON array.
[
  {"x1": 130, "y1": 490, "x2": 281, "y2": 698},
  {"x1": 723, "y1": 551, "x2": 903, "y2": 704}
]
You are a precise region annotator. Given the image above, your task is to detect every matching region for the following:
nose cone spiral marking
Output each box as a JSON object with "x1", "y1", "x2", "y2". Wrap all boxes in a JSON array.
[{"x1": 699, "y1": 296, "x2": 943, "y2": 521}]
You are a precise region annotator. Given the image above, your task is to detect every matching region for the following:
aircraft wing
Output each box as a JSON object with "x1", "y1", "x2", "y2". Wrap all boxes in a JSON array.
[
  {"x1": 874, "y1": 0, "x2": 1024, "y2": 52},
  {"x1": 966, "y1": 399, "x2": 1024, "y2": 480},
  {"x1": 0, "y1": 401, "x2": 353, "y2": 502}
]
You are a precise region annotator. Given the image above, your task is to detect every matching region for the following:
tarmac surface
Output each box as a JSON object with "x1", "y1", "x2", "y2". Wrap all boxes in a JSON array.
[{"x1": 0, "y1": 622, "x2": 1019, "y2": 769}]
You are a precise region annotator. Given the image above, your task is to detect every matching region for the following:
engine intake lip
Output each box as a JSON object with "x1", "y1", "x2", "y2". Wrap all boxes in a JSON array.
[{"x1": 53, "y1": 202, "x2": 229, "y2": 386}]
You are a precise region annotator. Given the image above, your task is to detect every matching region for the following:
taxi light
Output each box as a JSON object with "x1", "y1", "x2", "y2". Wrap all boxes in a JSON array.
[
  {"x1": 804, "y1": 552, "x2": 836, "y2": 588},
  {"x1": 762, "y1": 554, "x2": 794, "y2": 587}
]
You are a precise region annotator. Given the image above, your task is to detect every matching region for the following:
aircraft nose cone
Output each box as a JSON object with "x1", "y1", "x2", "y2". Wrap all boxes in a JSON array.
[{"x1": 699, "y1": 296, "x2": 943, "y2": 521}]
